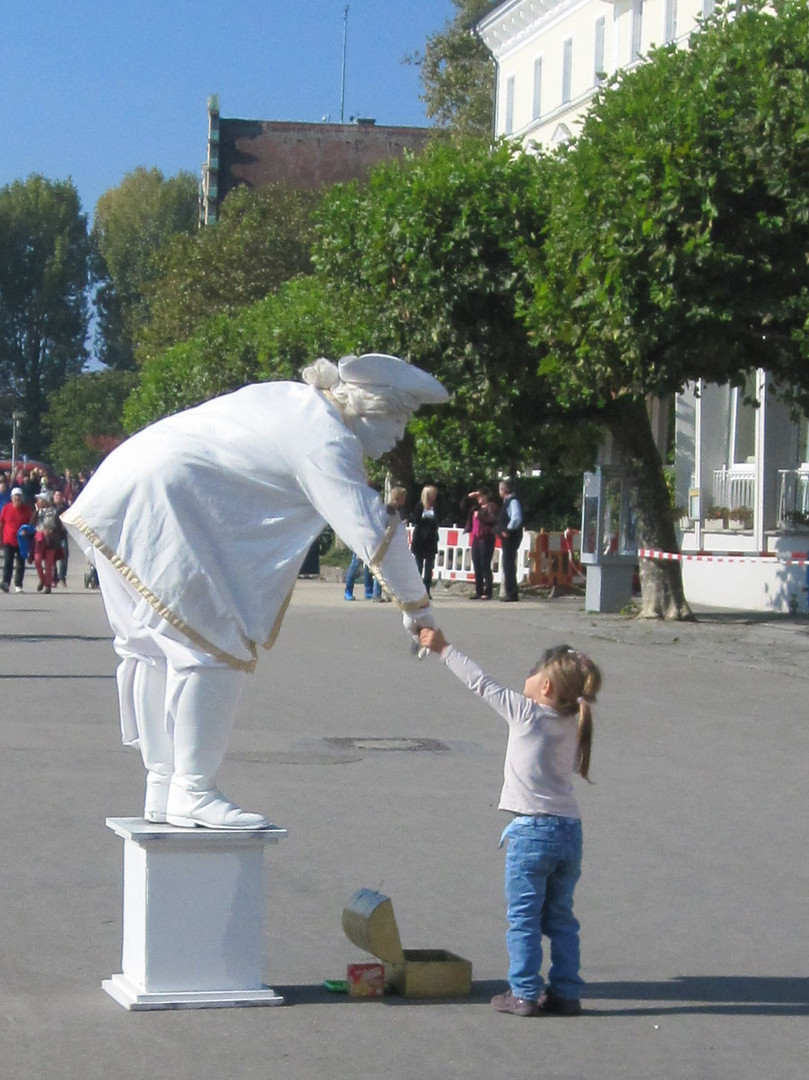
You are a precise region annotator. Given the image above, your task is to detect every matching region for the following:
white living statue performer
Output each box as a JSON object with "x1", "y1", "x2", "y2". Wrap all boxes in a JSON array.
[{"x1": 62, "y1": 353, "x2": 448, "y2": 830}]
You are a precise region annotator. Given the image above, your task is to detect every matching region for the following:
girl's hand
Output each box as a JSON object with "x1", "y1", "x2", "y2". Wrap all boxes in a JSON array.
[{"x1": 419, "y1": 627, "x2": 447, "y2": 654}]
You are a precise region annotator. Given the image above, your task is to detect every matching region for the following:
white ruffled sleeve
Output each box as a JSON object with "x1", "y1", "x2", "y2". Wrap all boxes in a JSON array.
[{"x1": 295, "y1": 435, "x2": 430, "y2": 611}]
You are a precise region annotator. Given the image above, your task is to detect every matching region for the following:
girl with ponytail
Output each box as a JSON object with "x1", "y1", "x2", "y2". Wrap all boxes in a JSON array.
[{"x1": 419, "y1": 629, "x2": 602, "y2": 1018}]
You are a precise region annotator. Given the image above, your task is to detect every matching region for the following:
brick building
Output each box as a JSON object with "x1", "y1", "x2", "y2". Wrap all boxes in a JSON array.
[{"x1": 200, "y1": 94, "x2": 433, "y2": 224}]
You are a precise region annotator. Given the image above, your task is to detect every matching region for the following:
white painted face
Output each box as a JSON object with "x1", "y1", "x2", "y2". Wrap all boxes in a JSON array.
[{"x1": 349, "y1": 414, "x2": 408, "y2": 459}]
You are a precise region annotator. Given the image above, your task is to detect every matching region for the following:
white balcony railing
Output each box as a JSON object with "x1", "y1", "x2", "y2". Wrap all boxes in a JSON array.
[
  {"x1": 778, "y1": 469, "x2": 809, "y2": 527},
  {"x1": 711, "y1": 466, "x2": 755, "y2": 513}
]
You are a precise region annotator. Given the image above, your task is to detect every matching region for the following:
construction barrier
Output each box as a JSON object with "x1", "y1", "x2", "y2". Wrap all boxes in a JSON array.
[
  {"x1": 638, "y1": 548, "x2": 809, "y2": 565},
  {"x1": 407, "y1": 527, "x2": 535, "y2": 586},
  {"x1": 528, "y1": 529, "x2": 585, "y2": 589},
  {"x1": 406, "y1": 527, "x2": 585, "y2": 588},
  {"x1": 639, "y1": 547, "x2": 809, "y2": 612}
]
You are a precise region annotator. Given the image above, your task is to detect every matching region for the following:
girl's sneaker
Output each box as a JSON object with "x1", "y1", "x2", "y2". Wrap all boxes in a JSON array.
[
  {"x1": 490, "y1": 990, "x2": 539, "y2": 1017},
  {"x1": 538, "y1": 990, "x2": 582, "y2": 1016}
]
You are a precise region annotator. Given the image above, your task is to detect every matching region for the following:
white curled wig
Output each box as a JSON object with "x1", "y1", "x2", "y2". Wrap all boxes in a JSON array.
[{"x1": 300, "y1": 357, "x2": 418, "y2": 421}]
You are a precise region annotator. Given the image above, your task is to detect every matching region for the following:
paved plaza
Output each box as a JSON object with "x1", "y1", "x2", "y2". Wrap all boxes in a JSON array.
[{"x1": 1, "y1": 577, "x2": 807, "y2": 1080}]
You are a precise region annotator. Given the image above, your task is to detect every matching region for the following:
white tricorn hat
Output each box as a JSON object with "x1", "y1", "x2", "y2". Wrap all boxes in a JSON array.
[{"x1": 338, "y1": 353, "x2": 449, "y2": 405}]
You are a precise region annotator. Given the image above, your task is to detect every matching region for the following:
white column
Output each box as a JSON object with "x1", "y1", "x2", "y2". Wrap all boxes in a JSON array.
[
  {"x1": 754, "y1": 368, "x2": 767, "y2": 553},
  {"x1": 694, "y1": 379, "x2": 703, "y2": 549},
  {"x1": 103, "y1": 817, "x2": 287, "y2": 1010}
]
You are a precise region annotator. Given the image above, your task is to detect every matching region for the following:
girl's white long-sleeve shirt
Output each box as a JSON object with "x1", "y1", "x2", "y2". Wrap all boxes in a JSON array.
[{"x1": 441, "y1": 645, "x2": 581, "y2": 818}]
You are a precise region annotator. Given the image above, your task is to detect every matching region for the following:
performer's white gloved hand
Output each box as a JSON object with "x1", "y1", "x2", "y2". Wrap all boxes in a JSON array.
[
  {"x1": 403, "y1": 606, "x2": 436, "y2": 659},
  {"x1": 402, "y1": 606, "x2": 436, "y2": 635}
]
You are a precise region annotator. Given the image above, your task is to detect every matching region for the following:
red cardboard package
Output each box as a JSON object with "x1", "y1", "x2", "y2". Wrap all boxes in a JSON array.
[{"x1": 346, "y1": 962, "x2": 386, "y2": 998}]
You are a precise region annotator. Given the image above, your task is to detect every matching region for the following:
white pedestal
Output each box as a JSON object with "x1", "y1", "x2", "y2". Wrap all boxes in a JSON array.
[{"x1": 104, "y1": 817, "x2": 287, "y2": 1010}]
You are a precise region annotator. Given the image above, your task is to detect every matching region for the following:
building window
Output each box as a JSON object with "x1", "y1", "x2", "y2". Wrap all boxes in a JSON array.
[
  {"x1": 505, "y1": 75, "x2": 515, "y2": 134},
  {"x1": 665, "y1": 0, "x2": 678, "y2": 43},
  {"x1": 562, "y1": 38, "x2": 573, "y2": 104},
  {"x1": 730, "y1": 372, "x2": 757, "y2": 465},
  {"x1": 799, "y1": 413, "x2": 809, "y2": 464},
  {"x1": 702, "y1": 0, "x2": 716, "y2": 16},
  {"x1": 532, "y1": 57, "x2": 543, "y2": 120},
  {"x1": 631, "y1": 0, "x2": 644, "y2": 62},
  {"x1": 594, "y1": 17, "x2": 606, "y2": 84}
]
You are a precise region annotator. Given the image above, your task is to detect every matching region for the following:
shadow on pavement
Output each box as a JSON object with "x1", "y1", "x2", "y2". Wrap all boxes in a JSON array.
[
  {"x1": 274, "y1": 979, "x2": 506, "y2": 1008},
  {"x1": 276, "y1": 976, "x2": 809, "y2": 1016},
  {"x1": 584, "y1": 975, "x2": 809, "y2": 1016}
]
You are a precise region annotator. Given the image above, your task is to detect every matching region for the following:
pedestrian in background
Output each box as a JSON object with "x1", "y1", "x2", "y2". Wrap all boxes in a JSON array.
[
  {"x1": 409, "y1": 485, "x2": 440, "y2": 598},
  {"x1": 464, "y1": 487, "x2": 499, "y2": 600},
  {"x1": 497, "y1": 479, "x2": 523, "y2": 602},
  {"x1": 1, "y1": 488, "x2": 35, "y2": 593}
]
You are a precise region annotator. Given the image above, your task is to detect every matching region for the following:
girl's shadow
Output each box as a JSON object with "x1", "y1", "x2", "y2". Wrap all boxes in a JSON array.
[{"x1": 276, "y1": 976, "x2": 809, "y2": 1014}]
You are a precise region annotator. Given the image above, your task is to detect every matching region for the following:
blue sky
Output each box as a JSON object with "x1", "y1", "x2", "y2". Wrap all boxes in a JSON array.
[{"x1": 1, "y1": 1, "x2": 456, "y2": 219}]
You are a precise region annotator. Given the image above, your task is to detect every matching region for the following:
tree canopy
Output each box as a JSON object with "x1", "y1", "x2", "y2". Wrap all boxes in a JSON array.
[
  {"x1": 407, "y1": 0, "x2": 495, "y2": 139},
  {"x1": 92, "y1": 167, "x2": 199, "y2": 369},
  {"x1": 533, "y1": 0, "x2": 809, "y2": 407},
  {"x1": 136, "y1": 183, "x2": 319, "y2": 364},
  {"x1": 525, "y1": 0, "x2": 809, "y2": 615},
  {"x1": 126, "y1": 139, "x2": 599, "y2": 504},
  {"x1": 0, "y1": 175, "x2": 90, "y2": 460},
  {"x1": 312, "y1": 138, "x2": 577, "y2": 488},
  {"x1": 123, "y1": 274, "x2": 355, "y2": 432},
  {"x1": 43, "y1": 369, "x2": 138, "y2": 473}
]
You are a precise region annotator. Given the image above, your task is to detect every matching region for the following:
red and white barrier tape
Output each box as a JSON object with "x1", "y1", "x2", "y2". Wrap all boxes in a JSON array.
[{"x1": 638, "y1": 549, "x2": 808, "y2": 566}]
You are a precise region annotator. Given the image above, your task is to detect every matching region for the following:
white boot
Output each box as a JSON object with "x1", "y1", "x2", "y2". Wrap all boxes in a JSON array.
[
  {"x1": 117, "y1": 654, "x2": 173, "y2": 822},
  {"x1": 144, "y1": 771, "x2": 172, "y2": 822},
  {"x1": 164, "y1": 665, "x2": 269, "y2": 830},
  {"x1": 166, "y1": 780, "x2": 269, "y2": 830}
]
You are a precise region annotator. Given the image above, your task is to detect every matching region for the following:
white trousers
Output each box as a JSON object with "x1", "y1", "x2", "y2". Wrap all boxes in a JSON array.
[{"x1": 94, "y1": 555, "x2": 247, "y2": 785}]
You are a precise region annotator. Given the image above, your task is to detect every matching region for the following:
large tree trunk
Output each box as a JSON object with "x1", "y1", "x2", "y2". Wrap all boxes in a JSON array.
[{"x1": 606, "y1": 397, "x2": 694, "y2": 620}]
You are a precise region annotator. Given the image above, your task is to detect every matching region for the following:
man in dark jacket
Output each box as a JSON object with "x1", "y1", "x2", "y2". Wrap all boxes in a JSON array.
[{"x1": 496, "y1": 479, "x2": 523, "y2": 602}]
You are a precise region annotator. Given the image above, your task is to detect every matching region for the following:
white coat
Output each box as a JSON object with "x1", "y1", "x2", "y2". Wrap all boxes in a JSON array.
[{"x1": 63, "y1": 382, "x2": 430, "y2": 670}]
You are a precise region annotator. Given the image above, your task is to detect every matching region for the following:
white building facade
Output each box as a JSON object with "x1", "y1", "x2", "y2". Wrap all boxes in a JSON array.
[
  {"x1": 477, "y1": 0, "x2": 809, "y2": 612},
  {"x1": 477, "y1": 0, "x2": 718, "y2": 149}
]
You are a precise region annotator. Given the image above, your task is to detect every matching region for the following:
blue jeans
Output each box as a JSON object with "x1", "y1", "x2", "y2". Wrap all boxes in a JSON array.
[
  {"x1": 345, "y1": 553, "x2": 378, "y2": 598},
  {"x1": 502, "y1": 815, "x2": 584, "y2": 1002}
]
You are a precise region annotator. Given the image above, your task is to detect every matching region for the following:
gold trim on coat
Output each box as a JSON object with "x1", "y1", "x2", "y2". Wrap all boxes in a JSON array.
[
  {"x1": 65, "y1": 516, "x2": 259, "y2": 672},
  {"x1": 369, "y1": 517, "x2": 430, "y2": 612}
]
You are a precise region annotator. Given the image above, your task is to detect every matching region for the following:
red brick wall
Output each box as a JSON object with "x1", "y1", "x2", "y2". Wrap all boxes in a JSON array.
[{"x1": 217, "y1": 119, "x2": 433, "y2": 198}]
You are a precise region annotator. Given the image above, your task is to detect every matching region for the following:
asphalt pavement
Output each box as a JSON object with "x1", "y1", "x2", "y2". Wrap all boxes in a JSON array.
[{"x1": 1, "y1": 576, "x2": 807, "y2": 1080}]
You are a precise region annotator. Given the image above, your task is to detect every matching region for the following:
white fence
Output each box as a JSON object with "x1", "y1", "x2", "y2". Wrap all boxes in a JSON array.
[
  {"x1": 711, "y1": 466, "x2": 755, "y2": 511},
  {"x1": 410, "y1": 526, "x2": 536, "y2": 586}
]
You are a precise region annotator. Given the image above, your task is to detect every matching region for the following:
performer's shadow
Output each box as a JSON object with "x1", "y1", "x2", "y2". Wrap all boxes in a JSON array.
[
  {"x1": 583, "y1": 975, "x2": 809, "y2": 1016},
  {"x1": 276, "y1": 976, "x2": 809, "y2": 1014}
]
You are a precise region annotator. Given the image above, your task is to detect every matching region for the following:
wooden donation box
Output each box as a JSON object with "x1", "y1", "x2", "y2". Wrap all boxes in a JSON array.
[{"x1": 342, "y1": 888, "x2": 472, "y2": 999}]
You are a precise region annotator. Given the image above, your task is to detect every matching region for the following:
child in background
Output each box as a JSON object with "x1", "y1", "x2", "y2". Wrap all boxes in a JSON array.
[{"x1": 419, "y1": 627, "x2": 601, "y2": 1017}]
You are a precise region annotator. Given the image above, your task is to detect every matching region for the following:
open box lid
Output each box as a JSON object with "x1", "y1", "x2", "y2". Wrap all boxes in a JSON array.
[{"x1": 342, "y1": 888, "x2": 405, "y2": 965}]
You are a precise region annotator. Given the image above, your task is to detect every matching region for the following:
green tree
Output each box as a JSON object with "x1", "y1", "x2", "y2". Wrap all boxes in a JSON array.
[
  {"x1": 312, "y1": 138, "x2": 573, "y2": 491},
  {"x1": 126, "y1": 140, "x2": 599, "y2": 520},
  {"x1": 407, "y1": 0, "x2": 495, "y2": 139},
  {"x1": 43, "y1": 369, "x2": 138, "y2": 473},
  {"x1": 92, "y1": 167, "x2": 198, "y2": 368},
  {"x1": 0, "y1": 175, "x2": 90, "y2": 459},
  {"x1": 123, "y1": 274, "x2": 353, "y2": 432},
  {"x1": 136, "y1": 184, "x2": 319, "y2": 364},
  {"x1": 529, "y1": 0, "x2": 809, "y2": 617}
]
